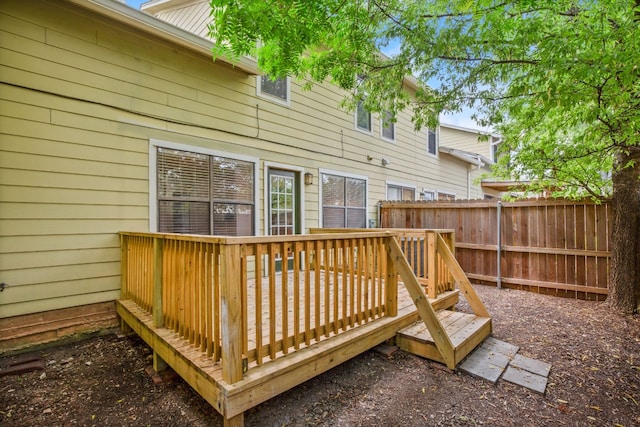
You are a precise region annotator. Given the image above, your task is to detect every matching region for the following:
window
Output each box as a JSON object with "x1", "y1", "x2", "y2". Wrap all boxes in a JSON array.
[
  {"x1": 355, "y1": 100, "x2": 372, "y2": 133},
  {"x1": 491, "y1": 136, "x2": 501, "y2": 162},
  {"x1": 321, "y1": 172, "x2": 367, "y2": 228},
  {"x1": 387, "y1": 183, "x2": 415, "y2": 201},
  {"x1": 421, "y1": 189, "x2": 436, "y2": 201},
  {"x1": 257, "y1": 75, "x2": 290, "y2": 105},
  {"x1": 156, "y1": 146, "x2": 255, "y2": 236},
  {"x1": 437, "y1": 191, "x2": 455, "y2": 201},
  {"x1": 427, "y1": 129, "x2": 438, "y2": 156},
  {"x1": 380, "y1": 111, "x2": 395, "y2": 142}
]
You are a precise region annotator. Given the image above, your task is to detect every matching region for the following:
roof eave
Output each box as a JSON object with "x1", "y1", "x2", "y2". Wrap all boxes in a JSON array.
[
  {"x1": 439, "y1": 146, "x2": 493, "y2": 168},
  {"x1": 63, "y1": 0, "x2": 260, "y2": 75}
]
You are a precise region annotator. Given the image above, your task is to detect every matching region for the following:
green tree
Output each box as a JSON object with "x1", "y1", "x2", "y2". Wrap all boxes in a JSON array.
[{"x1": 210, "y1": 0, "x2": 640, "y2": 313}]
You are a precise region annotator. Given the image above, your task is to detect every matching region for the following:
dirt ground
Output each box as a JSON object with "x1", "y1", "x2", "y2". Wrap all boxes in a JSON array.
[{"x1": 1, "y1": 285, "x2": 639, "y2": 427}]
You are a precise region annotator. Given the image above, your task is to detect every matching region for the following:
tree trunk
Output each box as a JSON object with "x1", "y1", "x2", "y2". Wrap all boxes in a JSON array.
[{"x1": 609, "y1": 146, "x2": 640, "y2": 314}]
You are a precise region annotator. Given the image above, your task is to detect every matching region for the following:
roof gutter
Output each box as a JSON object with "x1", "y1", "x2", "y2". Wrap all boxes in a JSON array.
[
  {"x1": 439, "y1": 146, "x2": 489, "y2": 167},
  {"x1": 63, "y1": 0, "x2": 260, "y2": 74}
]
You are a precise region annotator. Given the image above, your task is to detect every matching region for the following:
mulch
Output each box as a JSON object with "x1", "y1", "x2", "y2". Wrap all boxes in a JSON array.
[{"x1": 1, "y1": 285, "x2": 639, "y2": 426}]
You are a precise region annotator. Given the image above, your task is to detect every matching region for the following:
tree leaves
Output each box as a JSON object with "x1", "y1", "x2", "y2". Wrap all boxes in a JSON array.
[{"x1": 209, "y1": 0, "x2": 640, "y2": 200}]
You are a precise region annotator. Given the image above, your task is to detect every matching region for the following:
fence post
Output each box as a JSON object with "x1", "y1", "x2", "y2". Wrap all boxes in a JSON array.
[
  {"x1": 496, "y1": 201, "x2": 502, "y2": 289},
  {"x1": 426, "y1": 231, "x2": 438, "y2": 299},
  {"x1": 220, "y1": 242, "x2": 243, "y2": 384}
]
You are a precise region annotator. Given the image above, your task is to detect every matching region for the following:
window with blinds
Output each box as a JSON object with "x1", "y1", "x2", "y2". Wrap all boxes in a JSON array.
[
  {"x1": 157, "y1": 147, "x2": 254, "y2": 236},
  {"x1": 322, "y1": 173, "x2": 366, "y2": 228}
]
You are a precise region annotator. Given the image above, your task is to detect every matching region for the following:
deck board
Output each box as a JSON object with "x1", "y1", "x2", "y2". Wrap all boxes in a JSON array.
[
  {"x1": 397, "y1": 311, "x2": 492, "y2": 365},
  {"x1": 117, "y1": 272, "x2": 485, "y2": 423}
]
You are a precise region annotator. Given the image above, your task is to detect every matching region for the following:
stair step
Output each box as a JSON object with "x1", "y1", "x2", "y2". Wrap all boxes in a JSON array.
[{"x1": 396, "y1": 310, "x2": 491, "y2": 366}]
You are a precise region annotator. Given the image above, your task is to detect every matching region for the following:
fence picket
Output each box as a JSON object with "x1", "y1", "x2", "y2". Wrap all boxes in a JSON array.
[{"x1": 381, "y1": 199, "x2": 610, "y2": 300}]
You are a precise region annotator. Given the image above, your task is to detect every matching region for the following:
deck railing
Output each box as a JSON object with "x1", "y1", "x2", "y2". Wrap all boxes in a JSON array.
[
  {"x1": 120, "y1": 231, "x2": 399, "y2": 384},
  {"x1": 311, "y1": 228, "x2": 456, "y2": 299}
]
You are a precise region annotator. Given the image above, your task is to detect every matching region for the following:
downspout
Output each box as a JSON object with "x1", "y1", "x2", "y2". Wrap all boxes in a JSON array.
[
  {"x1": 496, "y1": 201, "x2": 502, "y2": 289},
  {"x1": 376, "y1": 201, "x2": 381, "y2": 228}
]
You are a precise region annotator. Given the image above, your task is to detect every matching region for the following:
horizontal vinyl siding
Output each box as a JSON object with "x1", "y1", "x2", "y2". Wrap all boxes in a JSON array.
[
  {"x1": 152, "y1": 1, "x2": 211, "y2": 39},
  {"x1": 0, "y1": 0, "x2": 485, "y2": 319},
  {"x1": 440, "y1": 126, "x2": 492, "y2": 159}
]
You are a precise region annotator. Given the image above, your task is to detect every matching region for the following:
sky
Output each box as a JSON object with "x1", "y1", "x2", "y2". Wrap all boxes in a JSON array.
[{"x1": 123, "y1": 0, "x2": 482, "y2": 130}]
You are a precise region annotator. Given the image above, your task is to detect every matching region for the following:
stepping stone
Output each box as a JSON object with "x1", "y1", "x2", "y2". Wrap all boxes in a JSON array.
[
  {"x1": 509, "y1": 354, "x2": 551, "y2": 377},
  {"x1": 481, "y1": 336, "x2": 519, "y2": 358},
  {"x1": 458, "y1": 337, "x2": 518, "y2": 383},
  {"x1": 502, "y1": 365, "x2": 548, "y2": 394}
]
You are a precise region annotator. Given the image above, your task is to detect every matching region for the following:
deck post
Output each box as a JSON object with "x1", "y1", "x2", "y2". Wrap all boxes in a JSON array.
[
  {"x1": 385, "y1": 236, "x2": 398, "y2": 317},
  {"x1": 220, "y1": 243, "x2": 244, "y2": 384},
  {"x1": 119, "y1": 234, "x2": 132, "y2": 335},
  {"x1": 426, "y1": 231, "x2": 438, "y2": 299},
  {"x1": 120, "y1": 234, "x2": 128, "y2": 299},
  {"x1": 152, "y1": 237, "x2": 164, "y2": 328},
  {"x1": 152, "y1": 237, "x2": 167, "y2": 372},
  {"x1": 445, "y1": 232, "x2": 455, "y2": 291}
]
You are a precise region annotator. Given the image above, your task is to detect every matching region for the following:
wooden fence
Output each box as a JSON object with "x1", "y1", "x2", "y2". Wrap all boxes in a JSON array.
[{"x1": 380, "y1": 199, "x2": 611, "y2": 300}]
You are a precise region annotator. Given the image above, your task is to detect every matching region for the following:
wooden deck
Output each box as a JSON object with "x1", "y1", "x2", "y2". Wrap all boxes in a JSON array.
[{"x1": 117, "y1": 230, "x2": 491, "y2": 426}]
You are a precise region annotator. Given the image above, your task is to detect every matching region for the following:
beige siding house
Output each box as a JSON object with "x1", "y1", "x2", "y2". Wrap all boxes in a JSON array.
[
  {"x1": 0, "y1": 0, "x2": 490, "y2": 349},
  {"x1": 439, "y1": 123, "x2": 502, "y2": 199}
]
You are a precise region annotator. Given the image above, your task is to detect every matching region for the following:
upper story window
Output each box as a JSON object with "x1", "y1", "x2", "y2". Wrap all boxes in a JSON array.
[
  {"x1": 355, "y1": 100, "x2": 372, "y2": 133},
  {"x1": 427, "y1": 129, "x2": 438, "y2": 156},
  {"x1": 257, "y1": 75, "x2": 290, "y2": 106},
  {"x1": 380, "y1": 111, "x2": 395, "y2": 142},
  {"x1": 321, "y1": 171, "x2": 367, "y2": 228},
  {"x1": 491, "y1": 136, "x2": 501, "y2": 163},
  {"x1": 156, "y1": 145, "x2": 256, "y2": 236}
]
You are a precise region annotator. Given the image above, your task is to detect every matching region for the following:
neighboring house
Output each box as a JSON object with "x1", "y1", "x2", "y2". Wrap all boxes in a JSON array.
[
  {"x1": 0, "y1": 0, "x2": 489, "y2": 348},
  {"x1": 438, "y1": 123, "x2": 502, "y2": 199}
]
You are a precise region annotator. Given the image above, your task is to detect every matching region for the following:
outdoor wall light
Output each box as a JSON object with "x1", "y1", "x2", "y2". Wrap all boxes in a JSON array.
[
  {"x1": 381, "y1": 158, "x2": 390, "y2": 166},
  {"x1": 304, "y1": 172, "x2": 314, "y2": 185}
]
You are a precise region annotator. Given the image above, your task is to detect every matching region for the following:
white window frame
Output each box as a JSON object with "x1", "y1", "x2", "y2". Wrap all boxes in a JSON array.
[
  {"x1": 256, "y1": 75, "x2": 291, "y2": 107},
  {"x1": 385, "y1": 181, "x2": 416, "y2": 201},
  {"x1": 421, "y1": 189, "x2": 437, "y2": 201},
  {"x1": 380, "y1": 111, "x2": 396, "y2": 143},
  {"x1": 490, "y1": 136, "x2": 501, "y2": 163},
  {"x1": 427, "y1": 127, "x2": 439, "y2": 157},
  {"x1": 149, "y1": 139, "x2": 260, "y2": 234},
  {"x1": 354, "y1": 100, "x2": 373, "y2": 135},
  {"x1": 319, "y1": 168, "x2": 369, "y2": 228},
  {"x1": 263, "y1": 161, "x2": 306, "y2": 236}
]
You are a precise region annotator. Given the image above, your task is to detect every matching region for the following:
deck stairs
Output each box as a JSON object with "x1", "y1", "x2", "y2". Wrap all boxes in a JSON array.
[{"x1": 388, "y1": 235, "x2": 492, "y2": 369}]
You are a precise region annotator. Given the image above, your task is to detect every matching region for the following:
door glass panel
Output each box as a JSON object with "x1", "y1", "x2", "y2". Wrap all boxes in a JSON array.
[{"x1": 269, "y1": 172, "x2": 296, "y2": 236}]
